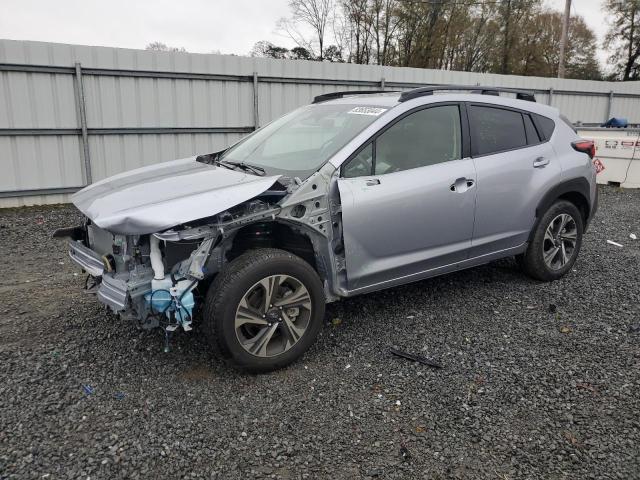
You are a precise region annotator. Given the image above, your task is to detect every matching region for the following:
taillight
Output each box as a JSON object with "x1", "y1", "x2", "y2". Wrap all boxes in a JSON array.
[{"x1": 572, "y1": 140, "x2": 596, "y2": 159}]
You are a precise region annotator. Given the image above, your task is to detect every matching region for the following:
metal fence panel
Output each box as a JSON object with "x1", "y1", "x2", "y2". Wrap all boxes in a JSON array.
[
  {"x1": 610, "y1": 96, "x2": 640, "y2": 123},
  {"x1": 87, "y1": 132, "x2": 245, "y2": 180},
  {"x1": 82, "y1": 76, "x2": 254, "y2": 128},
  {"x1": 0, "y1": 71, "x2": 78, "y2": 128},
  {"x1": 553, "y1": 93, "x2": 611, "y2": 124},
  {"x1": 1, "y1": 39, "x2": 639, "y2": 206},
  {"x1": 0, "y1": 135, "x2": 84, "y2": 191}
]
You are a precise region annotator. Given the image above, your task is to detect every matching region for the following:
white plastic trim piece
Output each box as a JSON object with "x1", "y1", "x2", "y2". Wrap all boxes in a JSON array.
[{"x1": 149, "y1": 235, "x2": 165, "y2": 280}]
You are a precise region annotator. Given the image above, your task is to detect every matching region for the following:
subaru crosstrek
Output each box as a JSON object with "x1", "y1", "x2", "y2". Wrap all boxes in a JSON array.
[{"x1": 56, "y1": 86, "x2": 598, "y2": 372}]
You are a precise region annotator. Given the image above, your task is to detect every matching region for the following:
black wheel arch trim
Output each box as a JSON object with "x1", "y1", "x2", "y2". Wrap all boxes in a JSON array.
[{"x1": 529, "y1": 177, "x2": 592, "y2": 242}]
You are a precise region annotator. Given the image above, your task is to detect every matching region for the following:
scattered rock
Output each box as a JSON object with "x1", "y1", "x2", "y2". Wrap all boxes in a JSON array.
[{"x1": 1, "y1": 188, "x2": 639, "y2": 479}]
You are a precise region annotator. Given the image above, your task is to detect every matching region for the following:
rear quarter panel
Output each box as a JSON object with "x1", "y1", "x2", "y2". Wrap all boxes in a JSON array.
[{"x1": 553, "y1": 122, "x2": 597, "y2": 211}]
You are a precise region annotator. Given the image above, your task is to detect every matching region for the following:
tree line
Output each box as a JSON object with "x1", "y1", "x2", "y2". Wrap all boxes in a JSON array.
[{"x1": 246, "y1": 0, "x2": 640, "y2": 81}]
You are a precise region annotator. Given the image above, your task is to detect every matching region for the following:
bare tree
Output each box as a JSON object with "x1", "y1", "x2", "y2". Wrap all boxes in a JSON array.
[
  {"x1": 341, "y1": 0, "x2": 373, "y2": 64},
  {"x1": 273, "y1": 0, "x2": 602, "y2": 79},
  {"x1": 603, "y1": 0, "x2": 640, "y2": 80},
  {"x1": 370, "y1": 0, "x2": 399, "y2": 65},
  {"x1": 279, "y1": 0, "x2": 333, "y2": 60}
]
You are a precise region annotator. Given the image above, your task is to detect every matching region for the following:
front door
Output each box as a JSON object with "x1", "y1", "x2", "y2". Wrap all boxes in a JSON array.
[{"x1": 337, "y1": 104, "x2": 477, "y2": 293}]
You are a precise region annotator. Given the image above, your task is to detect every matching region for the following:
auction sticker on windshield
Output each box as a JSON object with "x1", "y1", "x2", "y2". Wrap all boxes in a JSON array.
[{"x1": 347, "y1": 107, "x2": 388, "y2": 116}]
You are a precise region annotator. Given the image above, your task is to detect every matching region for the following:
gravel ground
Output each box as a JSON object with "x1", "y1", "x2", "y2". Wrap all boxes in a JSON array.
[{"x1": 1, "y1": 185, "x2": 639, "y2": 480}]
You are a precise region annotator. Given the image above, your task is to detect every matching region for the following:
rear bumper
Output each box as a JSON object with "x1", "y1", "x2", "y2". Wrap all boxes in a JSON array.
[{"x1": 68, "y1": 240, "x2": 104, "y2": 277}]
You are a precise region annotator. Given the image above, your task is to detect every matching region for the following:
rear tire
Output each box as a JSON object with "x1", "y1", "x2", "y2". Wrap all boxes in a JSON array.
[
  {"x1": 521, "y1": 200, "x2": 584, "y2": 281},
  {"x1": 203, "y1": 248, "x2": 325, "y2": 373}
]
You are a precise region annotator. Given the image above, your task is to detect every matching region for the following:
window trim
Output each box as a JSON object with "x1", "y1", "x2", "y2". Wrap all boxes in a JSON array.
[
  {"x1": 466, "y1": 102, "x2": 553, "y2": 158},
  {"x1": 531, "y1": 113, "x2": 556, "y2": 141},
  {"x1": 340, "y1": 102, "x2": 468, "y2": 178},
  {"x1": 523, "y1": 112, "x2": 543, "y2": 145}
]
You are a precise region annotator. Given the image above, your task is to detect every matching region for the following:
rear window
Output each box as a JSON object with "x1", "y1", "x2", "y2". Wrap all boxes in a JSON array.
[
  {"x1": 534, "y1": 114, "x2": 556, "y2": 139},
  {"x1": 469, "y1": 105, "x2": 527, "y2": 156}
]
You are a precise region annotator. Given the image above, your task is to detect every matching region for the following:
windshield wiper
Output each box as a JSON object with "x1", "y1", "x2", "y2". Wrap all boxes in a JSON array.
[
  {"x1": 217, "y1": 159, "x2": 266, "y2": 176},
  {"x1": 196, "y1": 151, "x2": 266, "y2": 176}
]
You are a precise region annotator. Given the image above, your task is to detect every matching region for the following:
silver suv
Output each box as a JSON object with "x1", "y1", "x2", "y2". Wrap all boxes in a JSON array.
[{"x1": 56, "y1": 86, "x2": 598, "y2": 372}]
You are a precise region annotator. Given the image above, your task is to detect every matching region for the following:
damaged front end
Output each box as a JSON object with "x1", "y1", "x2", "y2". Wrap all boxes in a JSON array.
[
  {"x1": 57, "y1": 196, "x2": 281, "y2": 338},
  {"x1": 58, "y1": 222, "x2": 203, "y2": 332},
  {"x1": 54, "y1": 151, "x2": 346, "y2": 354}
]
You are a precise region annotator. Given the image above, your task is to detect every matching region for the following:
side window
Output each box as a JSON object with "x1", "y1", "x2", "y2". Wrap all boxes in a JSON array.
[
  {"x1": 523, "y1": 114, "x2": 541, "y2": 144},
  {"x1": 469, "y1": 105, "x2": 527, "y2": 156},
  {"x1": 535, "y1": 114, "x2": 556, "y2": 139},
  {"x1": 374, "y1": 105, "x2": 461, "y2": 175},
  {"x1": 342, "y1": 143, "x2": 373, "y2": 178}
]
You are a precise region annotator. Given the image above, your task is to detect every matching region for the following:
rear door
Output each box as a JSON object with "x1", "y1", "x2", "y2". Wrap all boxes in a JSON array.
[
  {"x1": 468, "y1": 104, "x2": 561, "y2": 257},
  {"x1": 337, "y1": 103, "x2": 477, "y2": 293}
]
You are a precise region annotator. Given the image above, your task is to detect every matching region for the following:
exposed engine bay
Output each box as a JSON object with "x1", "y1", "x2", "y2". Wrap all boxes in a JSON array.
[{"x1": 56, "y1": 161, "x2": 345, "y2": 350}]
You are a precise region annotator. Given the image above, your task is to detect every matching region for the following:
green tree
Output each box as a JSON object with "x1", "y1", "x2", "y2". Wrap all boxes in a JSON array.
[
  {"x1": 511, "y1": 11, "x2": 601, "y2": 79},
  {"x1": 323, "y1": 45, "x2": 344, "y2": 61},
  {"x1": 250, "y1": 41, "x2": 290, "y2": 59},
  {"x1": 290, "y1": 47, "x2": 314, "y2": 60},
  {"x1": 145, "y1": 42, "x2": 187, "y2": 53}
]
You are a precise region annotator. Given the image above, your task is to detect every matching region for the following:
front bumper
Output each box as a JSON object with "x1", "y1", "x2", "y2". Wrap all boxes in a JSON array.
[
  {"x1": 68, "y1": 239, "x2": 155, "y2": 313},
  {"x1": 68, "y1": 240, "x2": 104, "y2": 277},
  {"x1": 97, "y1": 274, "x2": 128, "y2": 311}
]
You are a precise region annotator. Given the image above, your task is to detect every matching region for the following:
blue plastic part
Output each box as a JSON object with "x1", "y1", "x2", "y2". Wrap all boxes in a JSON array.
[
  {"x1": 175, "y1": 291, "x2": 195, "y2": 323},
  {"x1": 146, "y1": 289, "x2": 172, "y2": 314},
  {"x1": 144, "y1": 287, "x2": 195, "y2": 325},
  {"x1": 601, "y1": 117, "x2": 629, "y2": 128}
]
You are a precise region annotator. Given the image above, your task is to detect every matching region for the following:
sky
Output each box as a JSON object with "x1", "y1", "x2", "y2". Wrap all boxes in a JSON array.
[{"x1": 0, "y1": 0, "x2": 611, "y2": 61}]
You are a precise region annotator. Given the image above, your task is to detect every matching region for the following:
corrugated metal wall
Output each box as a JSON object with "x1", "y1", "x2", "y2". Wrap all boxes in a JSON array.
[{"x1": 1, "y1": 39, "x2": 639, "y2": 207}]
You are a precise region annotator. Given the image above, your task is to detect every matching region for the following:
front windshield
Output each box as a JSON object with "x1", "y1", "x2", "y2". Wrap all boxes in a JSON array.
[{"x1": 220, "y1": 103, "x2": 389, "y2": 178}]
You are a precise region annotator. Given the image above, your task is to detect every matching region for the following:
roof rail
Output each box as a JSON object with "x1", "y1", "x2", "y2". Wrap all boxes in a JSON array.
[
  {"x1": 398, "y1": 85, "x2": 536, "y2": 103},
  {"x1": 312, "y1": 90, "x2": 396, "y2": 104}
]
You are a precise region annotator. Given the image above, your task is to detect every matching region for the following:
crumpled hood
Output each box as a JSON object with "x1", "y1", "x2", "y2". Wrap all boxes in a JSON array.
[{"x1": 72, "y1": 157, "x2": 280, "y2": 235}]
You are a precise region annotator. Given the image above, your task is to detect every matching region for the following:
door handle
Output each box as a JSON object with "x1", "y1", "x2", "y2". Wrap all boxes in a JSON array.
[
  {"x1": 533, "y1": 156, "x2": 550, "y2": 168},
  {"x1": 450, "y1": 177, "x2": 475, "y2": 193},
  {"x1": 365, "y1": 178, "x2": 380, "y2": 186}
]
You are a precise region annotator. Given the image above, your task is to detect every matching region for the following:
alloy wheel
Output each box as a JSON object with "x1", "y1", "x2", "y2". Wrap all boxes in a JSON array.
[
  {"x1": 542, "y1": 213, "x2": 578, "y2": 270},
  {"x1": 234, "y1": 274, "x2": 312, "y2": 357}
]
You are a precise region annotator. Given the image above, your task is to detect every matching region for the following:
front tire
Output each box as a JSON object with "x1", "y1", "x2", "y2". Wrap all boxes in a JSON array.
[
  {"x1": 203, "y1": 248, "x2": 325, "y2": 373},
  {"x1": 521, "y1": 200, "x2": 584, "y2": 281}
]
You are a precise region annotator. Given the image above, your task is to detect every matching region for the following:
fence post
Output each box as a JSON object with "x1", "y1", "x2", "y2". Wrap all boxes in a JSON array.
[
  {"x1": 74, "y1": 62, "x2": 92, "y2": 185},
  {"x1": 605, "y1": 90, "x2": 614, "y2": 122},
  {"x1": 252, "y1": 72, "x2": 260, "y2": 130},
  {"x1": 380, "y1": 77, "x2": 385, "y2": 90},
  {"x1": 548, "y1": 87, "x2": 554, "y2": 106}
]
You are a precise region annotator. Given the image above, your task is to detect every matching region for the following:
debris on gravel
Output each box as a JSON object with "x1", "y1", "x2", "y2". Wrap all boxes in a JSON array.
[{"x1": 1, "y1": 186, "x2": 639, "y2": 479}]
